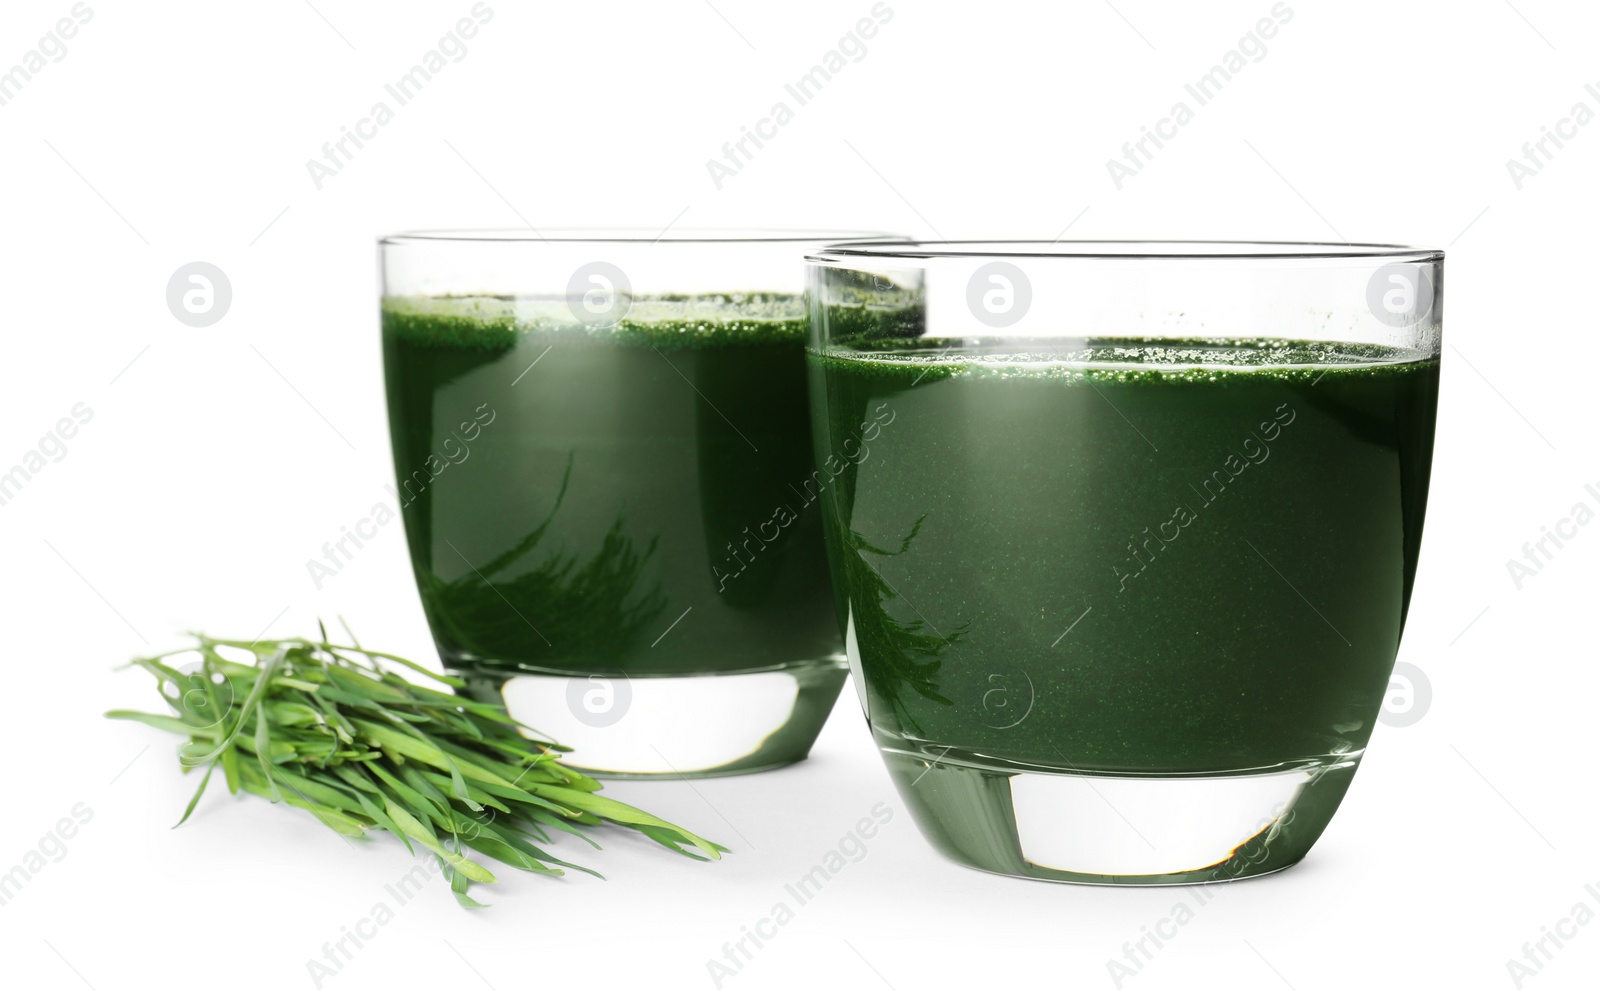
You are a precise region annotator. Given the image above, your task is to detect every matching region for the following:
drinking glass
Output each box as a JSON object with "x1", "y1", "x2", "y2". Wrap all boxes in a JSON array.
[
  {"x1": 805, "y1": 241, "x2": 1441, "y2": 882},
  {"x1": 380, "y1": 229, "x2": 892, "y2": 776}
]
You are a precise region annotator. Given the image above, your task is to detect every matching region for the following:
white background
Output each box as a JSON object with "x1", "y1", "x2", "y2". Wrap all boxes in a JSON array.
[{"x1": 1, "y1": 1, "x2": 1596, "y2": 989}]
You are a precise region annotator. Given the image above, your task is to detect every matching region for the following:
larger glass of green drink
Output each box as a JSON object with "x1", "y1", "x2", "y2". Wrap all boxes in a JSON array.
[
  {"x1": 806, "y1": 241, "x2": 1441, "y2": 883},
  {"x1": 381, "y1": 230, "x2": 891, "y2": 777}
]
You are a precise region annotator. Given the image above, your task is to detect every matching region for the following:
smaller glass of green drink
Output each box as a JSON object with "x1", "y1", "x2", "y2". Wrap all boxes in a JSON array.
[
  {"x1": 806, "y1": 241, "x2": 1441, "y2": 883},
  {"x1": 381, "y1": 230, "x2": 893, "y2": 777}
]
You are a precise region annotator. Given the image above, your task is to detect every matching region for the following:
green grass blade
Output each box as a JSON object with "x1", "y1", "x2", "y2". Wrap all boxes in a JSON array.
[
  {"x1": 173, "y1": 759, "x2": 218, "y2": 828},
  {"x1": 384, "y1": 801, "x2": 495, "y2": 883}
]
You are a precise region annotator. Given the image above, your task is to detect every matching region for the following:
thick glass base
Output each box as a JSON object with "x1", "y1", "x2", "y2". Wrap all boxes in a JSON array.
[
  {"x1": 880, "y1": 744, "x2": 1359, "y2": 885},
  {"x1": 458, "y1": 658, "x2": 849, "y2": 778}
]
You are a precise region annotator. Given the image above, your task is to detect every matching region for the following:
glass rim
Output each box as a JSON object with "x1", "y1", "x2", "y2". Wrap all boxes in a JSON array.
[
  {"x1": 381, "y1": 227, "x2": 900, "y2": 246},
  {"x1": 807, "y1": 240, "x2": 1444, "y2": 262}
]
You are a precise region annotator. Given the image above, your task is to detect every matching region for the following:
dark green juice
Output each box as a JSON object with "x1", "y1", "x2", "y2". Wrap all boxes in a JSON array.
[
  {"x1": 808, "y1": 339, "x2": 1438, "y2": 776},
  {"x1": 382, "y1": 295, "x2": 842, "y2": 683}
]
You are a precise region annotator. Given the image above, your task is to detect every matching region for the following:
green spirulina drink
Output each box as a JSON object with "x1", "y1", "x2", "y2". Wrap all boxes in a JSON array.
[
  {"x1": 807, "y1": 242, "x2": 1443, "y2": 884},
  {"x1": 383, "y1": 295, "x2": 835, "y2": 669},
  {"x1": 813, "y1": 340, "x2": 1437, "y2": 760},
  {"x1": 379, "y1": 233, "x2": 859, "y2": 779}
]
